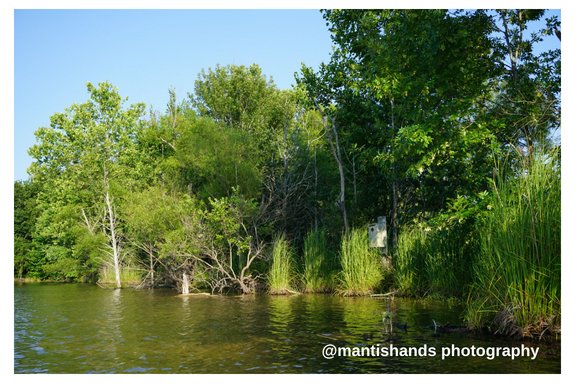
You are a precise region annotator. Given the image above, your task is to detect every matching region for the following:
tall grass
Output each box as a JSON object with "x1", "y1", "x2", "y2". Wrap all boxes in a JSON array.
[
  {"x1": 98, "y1": 266, "x2": 143, "y2": 288},
  {"x1": 394, "y1": 225, "x2": 428, "y2": 295},
  {"x1": 394, "y1": 222, "x2": 477, "y2": 297},
  {"x1": 338, "y1": 228, "x2": 383, "y2": 296},
  {"x1": 268, "y1": 233, "x2": 297, "y2": 294},
  {"x1": 466, "y1": 150, "x2": 560, "y2": 337},
  {"x1": 302, "y1": 229, "x2": 334, "y2": 292}
]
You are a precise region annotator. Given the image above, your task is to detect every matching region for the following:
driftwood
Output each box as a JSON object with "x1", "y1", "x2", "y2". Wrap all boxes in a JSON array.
[
  {"x1": 269, "y1": 288, "x2": 301, "y2": 295},
  {"x1": 370, "y1": 290, "x2": 398, "y2": 297},
  {"x1": 177, "y1": 292, "x2": 212, "y2": 297}
]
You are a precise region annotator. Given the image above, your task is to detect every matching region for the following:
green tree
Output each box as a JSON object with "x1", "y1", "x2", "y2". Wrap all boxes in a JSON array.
[
  {"x1": 191, "y1": 64, "x2": 282, "y2": 155},
  {"x1": 299, "y1": 10, "x2": 502, "y2": 240},
  {"x1": 486, "y1": 10, "x2": 560, "y2": 161},
  {"x1": 174, "y1": 115, "x2": 262, "y2": 199},
  {"x1": 142, "y1": 85, "x2": 266, "y2": 200},
  {"x1": 14, "y1": 180, "x2": 41, "y2": 279},
  {"x1": 191, "y1": 64, "x2": 324, "y2": 240},
  {"x1": 123, "y1": 186, "x2": 203, "y2": 291},
  {"x1": 199, "y1": 190, "x2": 264, "y2": 294},
  {"x1": 28, "y1": 82, "x2": 147, "y2": 287}
]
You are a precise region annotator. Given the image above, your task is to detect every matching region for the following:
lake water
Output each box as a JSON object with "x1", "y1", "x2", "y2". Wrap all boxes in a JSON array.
[{"x1": 14, "y1": 283, "x2": 560, "y2": 373}]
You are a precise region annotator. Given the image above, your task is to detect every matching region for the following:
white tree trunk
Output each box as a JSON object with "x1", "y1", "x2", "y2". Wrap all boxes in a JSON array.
[
  {"x1": 182, "y1": 272, "x2": 190, "y2": 295},
  {"x1": 105, "y1": 190, "x2": 122, "y2": 289},
  {"x1": 149, "y1": 250, "x2": 154, "y2": 286},
  {"x1": 327, "y1": 115, "x2": 349, "y2": 233}
]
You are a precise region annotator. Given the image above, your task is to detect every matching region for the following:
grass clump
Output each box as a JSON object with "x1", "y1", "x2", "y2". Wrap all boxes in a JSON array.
[
  {"x1": 338, "y1": 228, "x2": 382, "y2": 296},
  {"x1": 302, "y1": 229, "x2": 334, "y2": 292},
  {"x1": 465, "y1": 150, "x2": 560, "y2": 337},
  {"x1": 395, "y1": 220, "x2": 477, "y2": 297},
  {"x1": 394, "y1": 225, "x2": 427, "y2": 295},
  {"x1": 97, "y1": 265, "x2": 143, "y2": 288},
  {"x1": 268, "y1": 233, "x2": 297, "y2": 295}
]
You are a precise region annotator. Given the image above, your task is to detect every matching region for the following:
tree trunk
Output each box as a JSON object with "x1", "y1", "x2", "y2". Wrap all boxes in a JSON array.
[
  {"x1": 313, "y1": 146, "x2": 319, "y2": 230},
  {"x1": 327, "y1": 115, "x2": 349, "y2": 233},
  {"x1": 149, "y1": 248, "x2": 155, "y2": 286},
  {"x1": 182, "y1": 271, "x2": 190, "y2": 295},
  {"x1": 105, "y1": 189, "x2": 122, "y2": 289},
  {"x1": 17, "y1": 263, "x2": 24, "y2": 282},
  {"x1": 352, "y1": 154, "x2": 357, "y2": 204},
  {"x1": 391, "y1": 181, "x2": 399, "y2": 250},
  {"x1": 390, "y1": 99, "x2": 398, "y2": 250},
  {"x1": 337, "y1": 156, "x2": 349, "y2": 233}
]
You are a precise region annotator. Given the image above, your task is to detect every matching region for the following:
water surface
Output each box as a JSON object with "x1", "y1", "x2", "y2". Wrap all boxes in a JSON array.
[{"x1": 14, "y1": 283, "x2": 560, "y2": 373}]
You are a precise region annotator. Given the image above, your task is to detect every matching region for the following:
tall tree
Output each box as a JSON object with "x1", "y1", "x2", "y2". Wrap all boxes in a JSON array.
[
  {"x1": 299, "y1": 10, "x2": 504, "y2": 238},
  {"x1": 14, "y1": 180, "x2": 41, "y2": 279},
  {"x1": 174, "y1": 115, "x2": 262, "y2": 199},
  {"x1": 191, "y1": 64, "x2": 282, "y2": 160},
  {"x1": 29, "y1": 82, "x2": 147, "y2": 288},
  {"x1": 486, "y1": 10, "x2": 561, "y2": 161},
  {"x1": 123, "y1": 186, "x2": 204, "y2": 292},
  {"x1": 191, "y1": 64, "x2": 321, "y2": 238}
]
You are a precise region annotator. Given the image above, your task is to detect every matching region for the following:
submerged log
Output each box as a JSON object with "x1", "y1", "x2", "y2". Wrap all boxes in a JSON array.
[
  {"x1": 177, "y1": 292, "x2": 211, "y2": 297},
  {"x1": 432, "y1": 319, "x2": 469, "y2": 334},
  {"x1": 371, "y1": 290, "x2": 398, "y2": 297}
]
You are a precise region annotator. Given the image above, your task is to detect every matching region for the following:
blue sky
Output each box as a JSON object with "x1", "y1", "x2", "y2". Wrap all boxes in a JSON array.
[
  {"x1": 13, "y1": 8, "x2": 562, "y2": 181},
  {"x1": 14, "y1": 9, "x2": 333, "y2": 181}
]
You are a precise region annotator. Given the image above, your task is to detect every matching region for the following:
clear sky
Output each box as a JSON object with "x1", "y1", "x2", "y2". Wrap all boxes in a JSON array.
[
  {"x1": 14, "y1": 9, "x2": 333, "y2": 181},
  {"x1": 12, "y1": 8, "x2": 562, "y2": 182}
]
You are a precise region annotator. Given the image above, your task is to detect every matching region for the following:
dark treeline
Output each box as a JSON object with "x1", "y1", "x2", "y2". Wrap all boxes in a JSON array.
[{"x1": 15, "y1": 10, "x2": 560, "y2": 338}]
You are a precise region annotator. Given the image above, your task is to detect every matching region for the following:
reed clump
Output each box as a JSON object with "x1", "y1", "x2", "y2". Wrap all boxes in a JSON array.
[
  {"x1": 394, "y1": 225, "x2": 427, "y2": 295},
  {"x1": 98, "y1": 266, "x2": 143, "y2": 288},
  {"x1": 465, "y1": 150, "x2": 560, "y2": 337},
  {"x1": 268, "y1": 233, "x2": 297, "y2": 295},
  {"x1": 395, "y1": 221, "x2": 477, "y2": 297},
  {"x1": 337, "y1": 228, "x2": 383, "y2": 296},
  {"x1": 302, "y1": 228, "x2": 334, "y2": 292}
]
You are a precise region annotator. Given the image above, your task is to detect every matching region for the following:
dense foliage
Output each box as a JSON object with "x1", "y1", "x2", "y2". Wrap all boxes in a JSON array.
[{"x1": 16, "y1": 10, "x2": 560, "y2": 337}]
